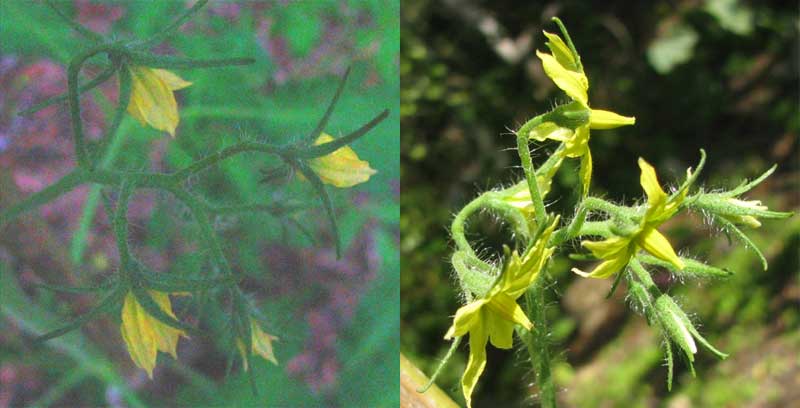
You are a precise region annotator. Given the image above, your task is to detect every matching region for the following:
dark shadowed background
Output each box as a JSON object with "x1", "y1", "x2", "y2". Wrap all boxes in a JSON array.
[{"x1": 401, "y1": 1, "x2": 798, "y2": 407}]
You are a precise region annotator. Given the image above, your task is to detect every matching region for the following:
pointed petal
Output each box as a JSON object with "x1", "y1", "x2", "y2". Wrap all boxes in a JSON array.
[
  {"x1": 487, "y1": 316, "x2": 515, "y2": 349},
  {"x1": 638, "y1": 158, "x2": 667, "y2": 210},
  {"x1": 573, "y1": 252, "x2": 631, "y2": 279},
  {"x1": 582, "y1": 236, "x2": 630, "y2": 259},
  {"x1": 250, "y1": 320, "x2": 279, "y2": 365},
  {"x1": 444, "y1": 299, "x2": 487, "y2": 339},
  {"x1": 127, "y1": 66, "x2": 181, "y2": 136},
  {"x1": 589, "y1": 109, "x2": 635, "y2": 129},
  {"x1": 153, "y1": 68, "x2": 192, "y2": 90},
  {"x1": 486, "y1": 293, "x2": 532, "y2": 331},
  {"x1": 563, "y1": 125, "x2": 589, "y2": 158},
  {"x1": 638, "y1": 228, "x2": 685, "y2": 270},
  {"x1": 543, "y1": 31, "x2": 578, "y2": 71},
  {"x1": 529, "y1": 121, "x2": 573, "y2": 142},
  {"x1": 308, "y1": 133, "x2": 377, "y2": 188},
  {"x1": 147, "y1": 291, "x2": 185, "y2": 359},
  {"x1": 120, "y1": 292, "x2": 158, "y2": 378},
  {"x1": 579, "y1": 147, "x2": 592, "y2": 197},
  {"x1": 461, "y1": 321, "x2": 488, "y2": 408},
  {"x1": 536, "y1": 50, "x2": 588, "y2": 105}
]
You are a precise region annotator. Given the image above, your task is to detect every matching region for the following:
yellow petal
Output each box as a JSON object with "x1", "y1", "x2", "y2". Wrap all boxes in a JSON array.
[
  {"x1": 572, "y1": 253, "x2": 631, "y2": 279},
  {"x1": 445, "y1": 299, "x2": 488, "y2": 339},
  {"x1": 563, "y1": 125, "x2": 589, "y2": 158},
  {"x1": 529, "y1": 121, "x2": 573, "y2": 142},
  {"x1": 582, "y1": 236, "x2": 631, "y2": 259},
  {"x1": 638, "y1": 227, "x2": 685, "y2": 270},
  {"x1": 590, "y1": 109, "x2": 635, "y2": 129},
  {"x1": 461, "y1": 320, "x2": 488, "y2": 408},
  {"x1": 536, "y1": 50, "x2": 588, "y2": 105},
  {"x1": 308, "y1": 133, "x2": 377, "y2": 188},
  {"x1": 638, "y1": 158, "x2": 667, "y2": 210},
  {"x1": 486, "y1": 292, "x2": 532, "y2": 331},
  {"x1": 486, "y1": 316, "x2": 515, "y2": 349},
  {"x1": 579, "y1": 147, "x2": 592, "y2": 197},
  {"x1": 250, "y1": 319, "x2": 279, "y2": 365},
  {"x1": 120, "y1": 292, "x2": 158, "y2": 378},
  {"x1": 148, "y1": 291, "x2": 185, "y2": 359},
  {"x1": 152, "y1": 68, "x2": 192, "y2": 90},
  {"x1": 127, "y1": 66, "x2": 183, "y2": 137},
  {"x1": 543, "y1": 31, "x2": 578, "y2": 71}
]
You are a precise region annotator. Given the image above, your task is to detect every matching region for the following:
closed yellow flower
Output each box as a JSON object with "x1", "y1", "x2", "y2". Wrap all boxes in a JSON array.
[
  {"x1": 120, "y1": 291, "x2": 187, "y2": 379},
  {"x1": 127, "y1": 66, "x2": 192, "y2": 137},
  {"x1": 237, "y1": 318, "x2": 279, "y2": 371},
  {"x1": 307, "y1": 133, "x2": 376, "y2": 188}
]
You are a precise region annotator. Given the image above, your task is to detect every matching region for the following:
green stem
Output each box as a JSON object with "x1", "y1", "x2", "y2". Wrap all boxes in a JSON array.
[
  {"x1": 172, "y1": 141, "x2": 282, "y2": 180},
  {"x1": 451, "y1": 194, "x2": 489, "y2": 257},
  {"x1": 523, "y1": 273, "x2": 557, "y2": 408},
  {"x1": 517, "y1": 131, "x2": 547, "y2": 227},
  {"x1": 0, "y1": 169, "x2": 89, "y2": 228},
  {"x1": 68, "y1": 44, "x2": 120, "y2": 167},
  {"x1": 19, "y1": 63, "x2": 117, "y2": 116}
]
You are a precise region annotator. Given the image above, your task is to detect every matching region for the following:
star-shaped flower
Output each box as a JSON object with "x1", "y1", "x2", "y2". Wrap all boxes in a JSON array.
[{"x1": 574, "y1": 159, "x2": 685, "y2": 278}]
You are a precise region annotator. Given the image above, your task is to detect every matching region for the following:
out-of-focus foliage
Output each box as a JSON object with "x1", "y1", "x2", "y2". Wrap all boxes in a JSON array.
[
  {"x1": 401, "y1": 0, "x2": 797, "y2": 407},
  {"x1": 0, "y1": 1, "x2": 398, "y2": 407}
]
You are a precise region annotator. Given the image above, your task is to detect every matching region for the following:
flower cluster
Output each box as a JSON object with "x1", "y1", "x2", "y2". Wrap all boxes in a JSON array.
[{"x1": 424, "y1": 17, "x2": 792, "y2": 406}]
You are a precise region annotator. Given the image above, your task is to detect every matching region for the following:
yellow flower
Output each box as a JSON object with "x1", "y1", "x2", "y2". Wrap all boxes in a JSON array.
[
  {"x1": 573, "y1": 159, "x2": 685, "y2": 279},
  {"x1": 444, "y1": 218, "x2": 558, "y2": 408},
  {"x1": 120, "y1": 291, "x2": 187, "y2": 379},
  {"x1": 307, "y1": 133, "x2": 376, "y2": 188},
  {"x1": 127, "y1": 66, "x2": 192, "y2": 137},
  {"x1": 533, "y1": 26, "x2": 635, "y2": 195},
  {"x1": 237, "y1": 318, "x2": 278, "y2": 371}
]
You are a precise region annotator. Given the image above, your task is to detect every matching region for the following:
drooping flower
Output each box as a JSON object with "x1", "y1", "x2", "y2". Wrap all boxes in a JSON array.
[
  {"x1": 573, "y1": 159, "x2": 685, "y2": 278},
  {"x1": 120, "y1": 290, "x2": 188, "y2": 378},
  {"x1": 306, "y1": 133, "x2": 376, "y2": 188},
  {"x1": 127, "y1": 66, "x2": 192, "y2": 137},
  {"x1": 532, "y1": 25, "x2": 635, "y2": 195},
  {"x1": 237, "y1": 318, "x2": 278, "y2": 371},
  {"x1": 444, "y1": 218, "x2": 558, "y2": 408}
]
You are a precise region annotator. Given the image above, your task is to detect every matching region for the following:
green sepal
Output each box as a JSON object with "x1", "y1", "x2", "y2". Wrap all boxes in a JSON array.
[
  {"x1": 18, "y1": 64, "x2": 118, "y2": 116},
  {"x1": 126, "y1": 51, "x2": 255, "y2": 70},
  {"x1": 292, "y1": 160, "x2": 342, "y2": 258},
  {"x1": 33, "y1": 285, "x2": 125, "y2": 344},
  {"x1": 674, "y1": 149, "x2": 706, "y2": 202},
  {"x1": 34, "y1": 278, "x2": 117, "y2": 294},
  {"x1": 637, "y1": 254, "x2": 733, "y2": 279},
  {"x1": 713, "y1": 215, "x2": 768, "y2": 270},
  {"x1": 654, "y1": 295, "x2": 696, "y2": 363},
  {"x1": 417, "y1": 336, "x2": 462, "y2": 393},
  {"x1": 664, "y1": 338, "x2": 674, "y2": 391},
  {"x1": 298, "y1": 109, "x2": 390, "y2": 159},
  {"x1": 303, "y1": 66, "x2": 351, "y2": 146},
  {"x1": 693, "y1": 194, "x2": 792, "y2": 219},
  {"x1": 606, "y1": 268, "x2": 625, "y2": 299},
  {"x1": 130, "y1": 283, "x2": 195, "y2": 334},
  {"x1": 550, "y1": 17, "x2": 582, "y2": 72},
  {"x1": 722, "y1": 164, "x2": 777, "y2": 197},
  {"x1": 451, "y1": 250, "x2": 494, "y2": 298}
]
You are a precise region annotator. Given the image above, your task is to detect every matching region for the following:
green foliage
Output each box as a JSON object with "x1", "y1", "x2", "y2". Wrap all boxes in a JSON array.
[{"x1": 1, "y1": 1, "x2": 398, "y2": 406}]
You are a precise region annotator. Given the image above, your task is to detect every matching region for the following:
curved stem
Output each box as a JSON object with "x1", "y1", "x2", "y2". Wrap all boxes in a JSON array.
[
  {"x1": 517, "y1": 130, "x2": 546, "y2": 227},
  {"x1": 0, "y1": 169, "x2": 89, "y2": 228},
  {"x1": 451, "y1": 194, "x2": 489, "y2": 257}
]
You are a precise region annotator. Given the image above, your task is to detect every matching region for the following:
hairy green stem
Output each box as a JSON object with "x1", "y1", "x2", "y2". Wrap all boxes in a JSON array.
[
  {"x1": 19, "y1": 63, "x2": 117, "y2": 116},
  {"x1": 523, "y1": 273, "x2": 557, "y2": 408},
  {"x1": 516, "y1": 124, "x2": 547, "y2": 227}
]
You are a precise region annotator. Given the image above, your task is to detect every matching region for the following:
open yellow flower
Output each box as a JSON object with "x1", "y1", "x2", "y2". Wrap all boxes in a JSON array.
[
  {"x1": 120, "y1": 290, "x2": 187, "y2": 378},
  {"x1": 127, "y1": 66, "x2": 192, "y2": 137},
  {"x1": 533, "y1": 27, "x2": 635, "y2": 195},
  {"x1": 573, "y1": 159, "x2": 685, "y2": 279},
  {"x1": 444, "y1": 218, "x2": 558, "y2": 408},
  {"x1": 307, "y1": 133, "x2": 376, "y2": 188},
  {"x1": 237, "y1": 318, "x2": 278, "y2": 371}
]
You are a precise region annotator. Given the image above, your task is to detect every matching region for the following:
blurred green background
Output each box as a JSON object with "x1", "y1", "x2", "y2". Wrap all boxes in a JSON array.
[
  {"x1": 401, "y1": 1, "x2": 798, "y2": 407},
  {"x1": 0, "y1": 1, "x2": 398, "y2": 407}
]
